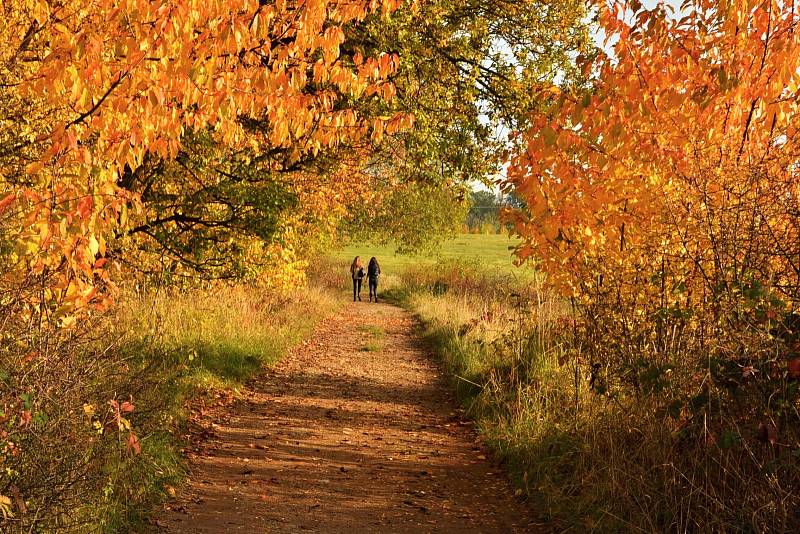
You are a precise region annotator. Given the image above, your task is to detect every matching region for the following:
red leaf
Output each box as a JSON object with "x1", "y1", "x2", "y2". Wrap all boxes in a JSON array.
[
  {"x1": 788, "y1": 358, "x2": 800, "y2": 379},
  {"x1": 0, "y1": 193, "x2": 15, "y2": 215},
  {"x1": 77, "y1": 196, "x2": 93, "y2": 219},
  {"x1": 127, "y1": 433, "x2": 141, "y2": 455}
]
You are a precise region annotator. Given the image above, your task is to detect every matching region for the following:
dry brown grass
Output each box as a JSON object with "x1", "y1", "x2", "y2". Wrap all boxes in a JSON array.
[
  {"x1": 0, "y1": 282, "x2": 337, "y2": 532},
  {"x1": 398, "y1": 262, "x2": 800, "y2": 533}
]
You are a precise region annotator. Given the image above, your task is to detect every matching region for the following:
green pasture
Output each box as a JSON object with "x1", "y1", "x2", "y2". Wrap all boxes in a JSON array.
[{"x1": 328, "y1": 233, "x2": 525, "y2": 274}]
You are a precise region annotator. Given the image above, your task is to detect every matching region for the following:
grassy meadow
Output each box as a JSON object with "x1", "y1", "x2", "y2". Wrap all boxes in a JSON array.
[{"x1": 328, "y1": 233, "x2": 523, "y2": 274}]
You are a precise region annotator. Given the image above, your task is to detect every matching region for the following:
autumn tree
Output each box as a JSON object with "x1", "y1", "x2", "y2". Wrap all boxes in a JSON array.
[
  {"x1": 343, "y1": 178, "x2": 469, "y2": 252},
  {"x1": 0, "y1": 0, "x2": 409, "y2": 526},
  {"x1": 465, "y1": 190, "x2": 501, "y2": 231},
  {"x1": 1, "y1": 0, "x2": 414, "y2": 314},
  {"x1": 336, "y1": 0, "x2": 588, "y2": 248},
  {"x1": 505, "y1": 0, "x2": 800, "y2": 528},
  {"x1": 356, "y1": 0, "x2": 588, "y2": 179}
]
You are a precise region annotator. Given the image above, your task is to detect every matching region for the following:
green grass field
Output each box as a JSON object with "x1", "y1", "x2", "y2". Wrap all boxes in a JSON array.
[{"x1": 328, "y1": 233, "x2": 524, "y2": 274}]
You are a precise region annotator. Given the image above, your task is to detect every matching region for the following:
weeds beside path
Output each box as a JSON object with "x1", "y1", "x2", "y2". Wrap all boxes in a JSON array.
[{"x1": 153, "y1": 300, "x2": 538, "y2": 532}]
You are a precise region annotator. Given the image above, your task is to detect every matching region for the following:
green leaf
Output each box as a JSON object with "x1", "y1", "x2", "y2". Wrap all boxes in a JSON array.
[{"x1": 719, "y1": 429, "x2": 741, "y2": 449}]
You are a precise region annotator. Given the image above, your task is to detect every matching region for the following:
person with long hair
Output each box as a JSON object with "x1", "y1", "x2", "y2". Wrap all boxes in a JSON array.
[
  {"x1": 367, "y1": 256, "x2": 381, "y2": 302},
  {"x1": 349, "y1": 256, "x2": 366, "y2": 301}
]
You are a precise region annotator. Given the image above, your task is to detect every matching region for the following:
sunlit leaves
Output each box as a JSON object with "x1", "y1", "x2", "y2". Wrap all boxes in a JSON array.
[
  {"x1": 1, "y1": 0, "x2": 410, "y2": 320},
  {"x1": 504, "y1": 1, "x2": 800, "y2": 439},
  {"x1": 506, "y1": 0, "x2": 800, "y2": 305}
]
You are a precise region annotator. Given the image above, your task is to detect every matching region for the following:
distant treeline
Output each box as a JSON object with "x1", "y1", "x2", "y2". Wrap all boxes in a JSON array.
[{"x1": 463, "y1": 190, "x2": 523, "y2": 234}]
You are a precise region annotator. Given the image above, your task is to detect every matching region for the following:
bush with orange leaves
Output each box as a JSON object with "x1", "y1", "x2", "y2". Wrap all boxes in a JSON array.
[{"x1": 505, "y1": 1, "x2": 800, "y2": 529}]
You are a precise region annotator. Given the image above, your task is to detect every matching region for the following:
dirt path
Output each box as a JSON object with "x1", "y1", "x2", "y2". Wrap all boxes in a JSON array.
[{"x1": 154, "y1": 300, "x2": 540, "y2": 533}]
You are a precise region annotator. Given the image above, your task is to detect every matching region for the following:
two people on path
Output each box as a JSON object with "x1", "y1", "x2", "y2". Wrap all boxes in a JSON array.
[{"x1": 350, "y1": 256, "x2": 381, "y2": 302}]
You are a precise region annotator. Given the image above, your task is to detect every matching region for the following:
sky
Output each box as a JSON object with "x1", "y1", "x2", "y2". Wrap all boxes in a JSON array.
[{"x1": 469, "y1": 0, "x2": 691, "y2": 193}]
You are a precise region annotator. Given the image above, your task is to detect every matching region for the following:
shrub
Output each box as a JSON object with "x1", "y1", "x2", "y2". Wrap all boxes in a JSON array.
[{"x1": 402, "y1": 261, "x2": 800, "y2": 531}]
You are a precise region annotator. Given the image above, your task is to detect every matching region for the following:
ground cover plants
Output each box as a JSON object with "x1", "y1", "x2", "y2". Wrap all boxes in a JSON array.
[{"x1": 401, "y1": 260, "x2": 799, "y2": 531}]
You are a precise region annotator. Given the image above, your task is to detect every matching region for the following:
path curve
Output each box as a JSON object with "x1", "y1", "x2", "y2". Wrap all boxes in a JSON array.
[{"x1": 155, "y1": 300, "x2": 539, "y2": 533}]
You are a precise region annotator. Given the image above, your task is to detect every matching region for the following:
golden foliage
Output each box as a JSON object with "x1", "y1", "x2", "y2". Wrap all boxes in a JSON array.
[
  {"x1": 0, "y1": 0, "x2": 410, "y2": 319},
  {"x1": 507, "y1": 0, "x2": 800, "y2": 308}
]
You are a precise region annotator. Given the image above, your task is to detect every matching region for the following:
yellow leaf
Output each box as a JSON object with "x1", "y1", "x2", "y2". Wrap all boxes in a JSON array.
[
  {"x1": 88, "y1": 235, "x2": 100, "y2": 257},
  {"x1": 0, "y1": 495, "x2": 13, "y2": 519}
]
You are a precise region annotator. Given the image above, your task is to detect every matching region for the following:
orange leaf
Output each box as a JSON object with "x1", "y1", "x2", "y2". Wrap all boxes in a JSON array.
[
  {"x1": 127, "y1": 433, "x2": 141, "y2": 455},
  {"x1": 0, "y1": 193, "x2": 15, "y2": 215}
]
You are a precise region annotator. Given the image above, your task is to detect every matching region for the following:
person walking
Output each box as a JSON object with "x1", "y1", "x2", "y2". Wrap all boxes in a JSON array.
[
  {"x1": 350, "y1": 256, "x2": 366, "y2": 301},
  {"x1": 367, "y1": 257, "x2": 381, "y2": 302}
]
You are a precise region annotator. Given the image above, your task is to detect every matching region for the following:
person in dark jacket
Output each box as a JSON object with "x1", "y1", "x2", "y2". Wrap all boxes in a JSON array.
[
  {"x1": 367, "y1": 257, "x2": 381, "y2": 302},
  {"x1": 350, "y1": 256, "x2": 365, "y2": 301}
]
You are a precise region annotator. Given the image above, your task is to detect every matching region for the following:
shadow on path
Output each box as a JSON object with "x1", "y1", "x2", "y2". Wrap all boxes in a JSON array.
[{"x1": 154, "y1": 301, "x2": 540, "y2": 533}]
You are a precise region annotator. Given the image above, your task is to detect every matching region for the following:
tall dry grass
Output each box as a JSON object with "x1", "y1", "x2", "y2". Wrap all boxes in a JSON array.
[
  {"x1": 397, "y1": 261, "x2": 800, "y2": 532},
  {"x1": 1, "y1": 282, "x2": 336, "y2": 532},
  {"x1": 120, "y1": 284, "x2": 336, "y2": 385}
]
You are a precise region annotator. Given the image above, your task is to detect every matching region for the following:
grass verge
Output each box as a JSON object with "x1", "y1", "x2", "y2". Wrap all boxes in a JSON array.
[
  {"x1": 364, "y1": 258, "x2": 799, "y2": 533},
  {"x1": 101, "y1": 284, "x2": 338, "y2": 530}
]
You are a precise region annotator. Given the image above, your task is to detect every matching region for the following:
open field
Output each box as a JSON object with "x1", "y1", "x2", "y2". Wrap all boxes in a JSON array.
[{"x1": 328, "y1": 233, "x2": 526, "y2": 275}]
